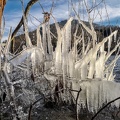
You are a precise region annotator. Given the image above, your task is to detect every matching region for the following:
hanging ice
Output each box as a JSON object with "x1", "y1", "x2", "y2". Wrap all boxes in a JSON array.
[{"x1": 72, "y1": 79, "x2": 120, "y2": 112}]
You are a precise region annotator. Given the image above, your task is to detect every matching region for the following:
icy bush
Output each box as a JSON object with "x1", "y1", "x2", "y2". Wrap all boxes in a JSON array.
[{"x1": 1, "y1": 12, "x2": 120, "y2": 120}]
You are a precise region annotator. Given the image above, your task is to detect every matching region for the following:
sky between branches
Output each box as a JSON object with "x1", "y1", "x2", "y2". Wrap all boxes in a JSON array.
[{"x1": 2, "y1": 0, "x2": 120, "y2": 41}]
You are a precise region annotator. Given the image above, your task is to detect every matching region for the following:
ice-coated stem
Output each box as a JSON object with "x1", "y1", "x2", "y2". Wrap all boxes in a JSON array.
[{"x1": 3, "y1": 62, "x2": 18, "y2": 120}]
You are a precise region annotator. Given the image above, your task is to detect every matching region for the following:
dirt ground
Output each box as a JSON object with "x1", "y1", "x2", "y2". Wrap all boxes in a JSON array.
[
  {"x1": 1, "y1": 103, "x2": 120, "y2": 120},
  {"x1": 30, "y1": 103, "x2": 120, "y2": 120}
]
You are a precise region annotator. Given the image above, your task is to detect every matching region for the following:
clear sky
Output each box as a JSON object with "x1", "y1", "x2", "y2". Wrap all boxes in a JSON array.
[{"x1": 1, "y1": 0, "x2": 120, "y2": 41}]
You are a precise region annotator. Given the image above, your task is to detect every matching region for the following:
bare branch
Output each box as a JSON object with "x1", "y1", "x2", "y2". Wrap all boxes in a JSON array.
[
  {"x1": 88, "y1": 0, "x2": 103, "y2": 13},
  {"x1": 76, "y1": 87, "x2": 82, "y2": 120},
  {"x1": 50, "y1": 0, "x2": 55, "y2": 14},
  {"x1": 38, "y1": 1, "x2": 45, "y2": 13},
  {"x1": 71, "y1": 2, "x2": 92, "y2": 35},
  {"x1": 11, "y1": 0, "x2": 39, "y2": 39},
  {"x1": 91, "y1": 97, "x2": 120, "y2": 120}
]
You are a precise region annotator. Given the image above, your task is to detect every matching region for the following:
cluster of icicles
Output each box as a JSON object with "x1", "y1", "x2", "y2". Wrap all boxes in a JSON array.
[{"x1": 4, "y1": 16, "x2": 120, "y2": 112}]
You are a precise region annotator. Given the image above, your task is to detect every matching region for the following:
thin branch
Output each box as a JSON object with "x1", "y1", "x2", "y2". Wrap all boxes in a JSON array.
[
  {"x1": 20, "y1": 0, "x2": 32, "y2": 47},
  {"x1": 29, "y1": 15, "x2": 38, "y2": 27},
  {"x1": 50, "y1": 0, "x2": 55, "y2": 14},
  {"x1": 29, "y1": 13, "x2": 42, "y2": 23},
  {"x1": 28, "y1": 97, "x2": 44, "y2": 120},
  {"x1": 103, "y1": 0, "x2": 110, "y2": 25},
  {"x1": 76, "y1": 87, "x2": 82, "y2": 120},
  {"x1": 71, "y1": 0, "x2": 92, "y2": 36},
  {"x1": 88, "y1": 0, "x2": 103, "y2": 13},
  {"x1": 29, "y1": 13, "x2": 57, "y2": 39},
  {"x1": 91, "y1": 97, "x2": 120, "y2": 120},
  {"x1": 38, "y1": 1, "x2": 45, "y2": 13},
  {"x1": 28, "y1": 88, "x2": 81, "y2": 120},
  {"x1": 28, "y1": 89, "x2": 64, "y2": 120}
]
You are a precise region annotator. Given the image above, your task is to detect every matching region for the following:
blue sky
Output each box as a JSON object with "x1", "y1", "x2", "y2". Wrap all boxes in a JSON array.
[{"x1": 1, "y1": 0, "x2": 120, "y2": 41}]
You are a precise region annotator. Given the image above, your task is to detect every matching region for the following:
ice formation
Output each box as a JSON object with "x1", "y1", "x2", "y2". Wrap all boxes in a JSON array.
[
  {"x1": 72, "y1": 79, "x2": 120, "y2": 112},
  {"x1": 1, "y1": 15, "x2": 120, "y2": 116}
]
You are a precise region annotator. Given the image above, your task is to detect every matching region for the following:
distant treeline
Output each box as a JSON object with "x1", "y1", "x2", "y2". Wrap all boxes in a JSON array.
[{"x1": 8, "y1": 20, "x2": 120, "y2": 54}]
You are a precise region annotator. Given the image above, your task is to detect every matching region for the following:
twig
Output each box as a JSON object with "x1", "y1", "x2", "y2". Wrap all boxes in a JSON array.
[
  {"x1": 38, "y1": 1, "x2": 45, "y2": 13},
  {"x1": 29, "y1": 15, "x2": 38, "y2": 27},
  {"x1": 91, "y1": 97, "x2": 120, "y2": 120},
  {"x1": 71, "y1": 0, "x2": 92, "y2": 36},
  {"x1": 50, "y1": 0, "x2": 55, "y2": 14},
  {"x1": 76, "y1": 87, "x2": 82, "y2": 120},
  {"x1": 28, "y1": 88, "x2": 81, "y2": 120},
  {"x1": 28, "y1": 89, "x2": 64, "y2": 120},
  {"x1": 103, "y1": 0, "x2": 110, "y2": 25},
  {"x1": 88, "y1": 0, "x2": 103, "y2": 13},
  {"x1": 29, "y1": 13, "x2": 42, "y2": 23},
  {"x1": 28, "y1": 97, "x2": 44, "y2": 120}
]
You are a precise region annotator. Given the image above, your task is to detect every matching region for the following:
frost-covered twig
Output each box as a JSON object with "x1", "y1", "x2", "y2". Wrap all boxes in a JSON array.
[
  {"x1": 3, "y1": 63, "x2": 18, "y2": 120},
  {"x1": 21, "y1": 0, "x2": 32, "y2": 47}
]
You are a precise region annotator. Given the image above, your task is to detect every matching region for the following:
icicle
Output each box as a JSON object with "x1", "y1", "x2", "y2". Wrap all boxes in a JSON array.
[
  {"x1": 105, "y1": 55, "x2": 119, "y2": 81},
  {"x1": 6, "y1": 63, "x2": 11, "y2": 73},
  {"x1": 9, "y1": 48, "x2": 34, "y2": 66},
  {"x1": 114, "y1": 30, "x2": 118, "y2": 42},
  {"x1": 65, "y1": 17, "x2": 73, "y2": 53},
  {"x1": 87, "y1": 33, "x2": 112, "y2": 79},
  {"x1": 100, "y1": 44, "x2": 104, "y2": 53},
  {"x1": 86, "y1": 82, "x2": 91, "y2": 111},
  {"x1": 26, "y1": 56, "x2": 31, "y2": 77},
  {"x1": 73, "y1": 23, "x2": 79, "y2": 62},
  {"x1": 75, "y1": 35, "x2": 107, "y2": 78},
  {"x1": 31, "y1": 48, "x2": 44, "y2": 75},
  {"x1": 108, "y1": 36, "x2": 112, "y2": 53},
  {"x1": 72, "y1": 80, "x2": 120, "y2": 113},
  {"x1": 62, "y1": 29, "x2": 67, "y2": 89},
  {"x1": 23, "y1": 13, "x2": 32, "y2": 47},
  {"x1": 62, "y1": 17, "x2": 73, "y2": 89},
  {"x1": 98, "y1": 82, "x2": 102, "y2": 109},
  {"x1": 88, "y1": 51, "x2": 97, "y2": 79},
  {"x1": 54, "y1": 20, "x2": 62, "y2": 74},
  {"x1": 81, "y1": 29, "x2": 85, "y2": 56},
  {"x1": 62, "y1": 17, "x2": 73, "y2": 55},
  {"x1": 92, "y1": 81, "x2": 99, "y2": 112},
  {"x1": 9, "y1": 47, "x2": 44, "y2": 75},
  {"x1": 46, "y1": 23, "x2": 53, "y2": 60},
  {"x1": 105, "y1": 42, "x2": 120, "y2": 62},
  {"x1": 107, "y1": 61, "x2": 117, "y2": 81},
  {"x1": 36, "y1": 25, "x2": 44, "y2": 53},
  {"x1": 42, "y1": 23, "x2": 47, "y2": 58},
  {"x1": 75, "y1": 48, "x2": 92, "y2": 70},
  {"x1": 84, "y1": 42, "x2": 91, "y2": 55},
  {"x1": 95, "y1": 52, "x2": 106, "y2": 79},
  {"x1": 68, "y1": 51, "x2": 75, "y2": 77},
  {"x1": 79, "y1": 83, "x2": 86, "y2": 108},
  {"x1": 81, "y1": 61, "x2": 88, "y2": 79}
]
